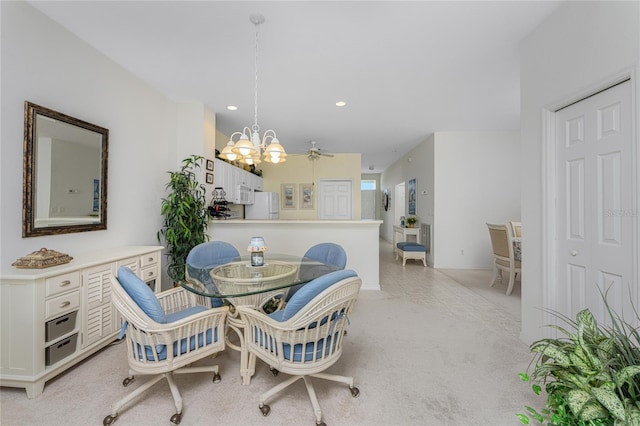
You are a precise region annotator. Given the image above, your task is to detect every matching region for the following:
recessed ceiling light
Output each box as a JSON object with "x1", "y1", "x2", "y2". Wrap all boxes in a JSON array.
[
  {"x1": 226, "y1": 105, "x2": 238, "y2": 111},
  {"x1": 335, "y1": 101, "x2": 347, "y2": 107}
]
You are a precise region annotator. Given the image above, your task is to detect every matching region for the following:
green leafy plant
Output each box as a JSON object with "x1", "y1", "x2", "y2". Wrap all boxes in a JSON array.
[
  {"x1": 405, "y1": 216, "x2": 417, "y2": 227},
  {"x1": 157, "y1": 155, "x2": 209, "y2": 282},
  {"x1": 517, "y1": 293, "x2": 640, "y2": 426}
]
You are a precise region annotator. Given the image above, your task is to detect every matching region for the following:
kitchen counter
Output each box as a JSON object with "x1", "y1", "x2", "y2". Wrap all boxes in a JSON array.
[{"x1": 208, "y1": 220, "x2": 382, "y2": 289}]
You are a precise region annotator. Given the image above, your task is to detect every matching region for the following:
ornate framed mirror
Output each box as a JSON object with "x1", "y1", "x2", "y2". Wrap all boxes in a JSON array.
[{"x1": 23, "y1": 101, "x2": 109, "y2": 237}]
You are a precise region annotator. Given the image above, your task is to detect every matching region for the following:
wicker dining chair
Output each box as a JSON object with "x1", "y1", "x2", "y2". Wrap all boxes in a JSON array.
[
  {"x1": 104, "y1": 267, "x2": 228, "y2": 426},
  {"x1": 237, "y1": 269, "x2": 362, "y2": 425}
]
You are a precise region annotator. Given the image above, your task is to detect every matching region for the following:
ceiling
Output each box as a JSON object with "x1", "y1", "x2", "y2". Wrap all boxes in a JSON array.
[{"x1": 29, "y1": 1, "x2": 561, "y2": 173}]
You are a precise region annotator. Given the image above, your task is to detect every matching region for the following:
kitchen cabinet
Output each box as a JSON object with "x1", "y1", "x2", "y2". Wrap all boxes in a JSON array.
[
  {"x1": 214, "y1": 159, "x2": 263, "y2": 204},
  {"x1": 0, "y1": 246, "x2": 162, "y2": 398}
]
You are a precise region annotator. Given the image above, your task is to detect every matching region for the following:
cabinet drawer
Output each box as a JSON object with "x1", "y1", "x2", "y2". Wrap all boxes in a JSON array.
[
  {"x1": 140, "y1": 252, "x2": 159, "y2": 268},
  {"x1": 45, "y1": 311, "x2": 78, "y2": 342},
  {"x1": 45, "y1": 333, "x2": 78, "y2": 366},
  {"x1": 45, "y1": 272, "x2": 80, "y2": 297},
  {"x1": 46, "y1": 291, "x2": 80, "y2": 320},
  {"x1": 139, "y1": 266, "x2": 159, "y2": 283}
]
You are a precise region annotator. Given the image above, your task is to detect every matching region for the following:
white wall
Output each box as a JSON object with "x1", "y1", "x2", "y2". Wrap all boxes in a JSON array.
[
  {"x1": 434, "y1": 131, "x2": 520, "y2": 268},
  {"x1": 0, "y1": 2, "x2": 176, "y2": 274},
  {"x1": 379, "y1": 153, "x2": 407, "y2": 242},
  {"x1": 519, "y1": 1, "x2": 639, "y2": 343},
  {"x1": 380, "y1": 131, "x2": 520, "y2": 269}
]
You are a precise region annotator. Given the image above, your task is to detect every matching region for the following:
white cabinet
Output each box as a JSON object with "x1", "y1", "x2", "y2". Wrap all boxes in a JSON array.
[
  {"x1": 0, "y1": 246, "x2": 162, "y2": 398},
  {"x1": 214, "y1": 159, "x2": 263, "y2": 204}
]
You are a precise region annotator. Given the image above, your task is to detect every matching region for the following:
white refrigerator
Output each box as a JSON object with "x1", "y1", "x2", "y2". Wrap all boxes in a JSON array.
[{"x1": 245, "y1": 192, "x2": 279, "y2": 219}]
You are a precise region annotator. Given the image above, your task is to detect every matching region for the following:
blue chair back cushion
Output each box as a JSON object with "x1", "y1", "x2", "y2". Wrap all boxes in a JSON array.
[
  {"x1": 186, "y1": 241, "x2": 240, "y2": 308},
  {"x1": 117, "y1": 266, "x2": 166, "y2": 324},
  {"x1": 304, "y1": 243, "x2": 347, "y2": 269},
  {"x1": 273, "y1": 269, "x2": 357, "y2": 322}
]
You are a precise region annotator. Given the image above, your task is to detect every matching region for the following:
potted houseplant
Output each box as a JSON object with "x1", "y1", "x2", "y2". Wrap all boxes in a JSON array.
[
  {"x1": 405, "y1": 216, "x2": 417, "y2": 228},
  {"x1": 157, "y1": 155, "x2": 210, "y2": 282},
  {"x1": 517, "y1": 296, "x2": 640, "y2": 425}
]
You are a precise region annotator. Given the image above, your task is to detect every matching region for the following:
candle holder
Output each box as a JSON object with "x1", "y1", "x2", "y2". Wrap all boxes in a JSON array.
[{"x1": 248, "y1": 237, "x2": 267, "y2": 267}]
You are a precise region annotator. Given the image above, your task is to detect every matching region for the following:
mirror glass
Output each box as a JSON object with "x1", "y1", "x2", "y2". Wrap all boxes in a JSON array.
[{"x1": 23, "y1": 102, "x2": 109, "y2": 237}]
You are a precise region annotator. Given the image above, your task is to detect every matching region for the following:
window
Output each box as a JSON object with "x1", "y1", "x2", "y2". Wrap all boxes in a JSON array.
[{"x1": 361, "y1": 180, "x2": 376, "y2": 190}]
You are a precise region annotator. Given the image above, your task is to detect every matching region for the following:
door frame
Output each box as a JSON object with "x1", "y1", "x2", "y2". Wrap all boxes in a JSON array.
[{"x1": 541, "y1": 66, "x2": 640, "y2": 336}]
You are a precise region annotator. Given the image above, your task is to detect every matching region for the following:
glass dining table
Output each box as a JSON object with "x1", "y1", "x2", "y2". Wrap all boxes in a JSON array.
[{"x1": 175, "y1": 253, "x2": 342, "y2": 385}]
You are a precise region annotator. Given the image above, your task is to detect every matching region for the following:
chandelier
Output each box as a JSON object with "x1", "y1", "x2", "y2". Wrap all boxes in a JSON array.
[{"x1": 219, "y1": 13, "x2": 287, "y2": 165}]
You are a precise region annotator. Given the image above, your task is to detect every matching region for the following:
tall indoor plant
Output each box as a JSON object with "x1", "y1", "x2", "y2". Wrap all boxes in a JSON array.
[{"x1": 158, "y1": 155, "x2": 209, "y2": 282}]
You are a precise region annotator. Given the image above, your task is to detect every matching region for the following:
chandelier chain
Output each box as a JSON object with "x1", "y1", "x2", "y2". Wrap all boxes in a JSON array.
[{"x1": 252, "y1": 23, "x2": 260, "y2": 133}]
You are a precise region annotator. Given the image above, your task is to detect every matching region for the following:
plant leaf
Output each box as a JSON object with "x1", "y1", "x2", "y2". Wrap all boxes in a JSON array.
[
  {"x1": 567, "y1": 389, "x2": 592, "y2": 417},
  {"x1": 578, "y1": 401, "x2": 608, "y2": 421},
  {"x1": 591, "y1": 385, "x2": 626, "y2": 420},
  {"x1": 616, "y1": 365, "x2": 640, "y2": 387}
]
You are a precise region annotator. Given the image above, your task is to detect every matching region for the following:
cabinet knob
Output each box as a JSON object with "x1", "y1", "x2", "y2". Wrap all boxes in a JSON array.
[{"x1": 570, "y1": 250, "x2": 579, "y2": 257}]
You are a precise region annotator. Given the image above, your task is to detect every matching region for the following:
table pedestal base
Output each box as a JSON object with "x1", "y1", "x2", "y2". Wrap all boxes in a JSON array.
[{"x1": 225, "y1": 312, "x2": 256, "y2": 385}]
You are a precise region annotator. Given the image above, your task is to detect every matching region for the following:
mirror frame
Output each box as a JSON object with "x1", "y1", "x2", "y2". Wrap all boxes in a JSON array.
[{"x1": 23, "y1": 101, "x2": 109, "y2": 237}]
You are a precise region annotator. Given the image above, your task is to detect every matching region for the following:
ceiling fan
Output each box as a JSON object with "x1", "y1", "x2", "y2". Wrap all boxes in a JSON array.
[{"x1": 306, "y1": 141, "x2": 334, "y2": 160}]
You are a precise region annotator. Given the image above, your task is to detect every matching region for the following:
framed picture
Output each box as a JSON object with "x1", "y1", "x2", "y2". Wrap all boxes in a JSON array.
[
  {"x1": 300, "y1": 183, "x2": 314, "y2": 209},
  {"x1": 281, "y1": 183, "x2": 296, "y2": 209},
  {"x1": 206, "y1": 159, "x2": 214, "y2": 171},
  {"x1": 206, "y1": 173, "x2": 214, "y2": 184},
  {"x1": 408, "y1": 178, "x2": 416, "y2": 215}
]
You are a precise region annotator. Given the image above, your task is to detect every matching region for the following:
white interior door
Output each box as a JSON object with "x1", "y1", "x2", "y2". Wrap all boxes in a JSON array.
[
  {"x1": 318, "y1": 180, "x2": 352, "y2": 219},
  {"x1": 555, "y1": 80, "x2": 635, "y2": 327}
]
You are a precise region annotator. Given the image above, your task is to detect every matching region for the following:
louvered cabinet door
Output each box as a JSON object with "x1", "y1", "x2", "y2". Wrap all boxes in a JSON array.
[{"x1": 82, "y1": 263, "x2": 116, "y2": 348}]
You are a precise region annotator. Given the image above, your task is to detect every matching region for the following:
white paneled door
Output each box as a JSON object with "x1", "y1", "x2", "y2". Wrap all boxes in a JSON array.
[
  {"x1": 556, "y1": 80, "x2": 635, "y2": 327},
  {"x1": 318, "y1": 180, "x2": 352, "y2": 220}
]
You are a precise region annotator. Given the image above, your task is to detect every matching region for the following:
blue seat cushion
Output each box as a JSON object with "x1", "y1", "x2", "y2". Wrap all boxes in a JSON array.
[
  {"x1": 135, "y1": 306, "x2": 219, "y2": 361},
  {"x1": 135, "y1": 327, "x2": 219, "y2": 361},
  {"x1": 117, "y1": 267, "x2": 166, "y2": 323},
  {"x1": 396, "y1": 242, "x2": 425, "y2": 252},
  {"x1": 250, "y1": 329, "x2": 340, "y2": 362},
  {"x1": 276, "y1": 269, "x2": 357, "y2": 322}
]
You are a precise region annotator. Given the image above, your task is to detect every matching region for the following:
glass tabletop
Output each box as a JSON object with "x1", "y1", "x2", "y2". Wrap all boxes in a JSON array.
[{"x1": 176, "y1": 253, "x2": 341, "y2": 298}]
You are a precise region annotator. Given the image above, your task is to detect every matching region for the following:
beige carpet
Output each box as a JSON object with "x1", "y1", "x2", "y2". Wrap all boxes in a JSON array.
[
  {"x1": 0, "y1": 289, "x2": 537, "y2": 425},
  {"x1": 438, "y1": 268, "x2": 521, "y2": 321}
]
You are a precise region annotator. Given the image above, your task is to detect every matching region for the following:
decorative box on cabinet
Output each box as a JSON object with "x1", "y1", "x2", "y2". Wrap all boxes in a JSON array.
[{"x1": 0, "y1": 246, "x2": 162, "y2": 398}]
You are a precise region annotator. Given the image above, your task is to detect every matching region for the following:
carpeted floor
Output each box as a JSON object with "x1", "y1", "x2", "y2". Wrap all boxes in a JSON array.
[{"x1": 0, "y1": 240, "x2": 537, "y2": 425}]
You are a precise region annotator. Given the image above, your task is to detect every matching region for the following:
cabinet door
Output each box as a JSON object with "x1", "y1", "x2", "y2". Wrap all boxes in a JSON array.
[
  {"x1": 82, "y1": 263, "x2": 116, "y2": 348},
  {"x1": 254, "y1": 175, "x2": 263, "y2": 191},
  {"x1": 214, "y1": 159, "x2": 235, "y2": 202}
]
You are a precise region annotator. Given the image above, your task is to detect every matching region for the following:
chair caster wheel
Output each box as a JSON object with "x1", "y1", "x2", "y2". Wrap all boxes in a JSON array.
[
  {"x1": 350, "y1": 386, "x2": 360, "y2": 398},
  {"x1": 270, "y1": 368, "x2": 279, "y2": 376},
  {"x1": 170, "y1": 412, "x2": 182, "y2": 425},
  {"x1": 212, "y1": 372, "x2": 221, "y2": 383},
  {"x1": 122, "y1": 376, "x2": 135, "y2": 387},
  {"x1": 103, "y1": 414, "x2": 117, "y2": 425},
  {"x1": 259, "y1": 404, "x2": 271, "y2": 417}
]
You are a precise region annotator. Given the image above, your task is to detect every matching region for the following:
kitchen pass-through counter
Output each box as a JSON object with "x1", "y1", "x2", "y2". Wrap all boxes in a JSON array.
[{"x1": 208, "y1": 220, "x2": 382, "y2": 290}]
